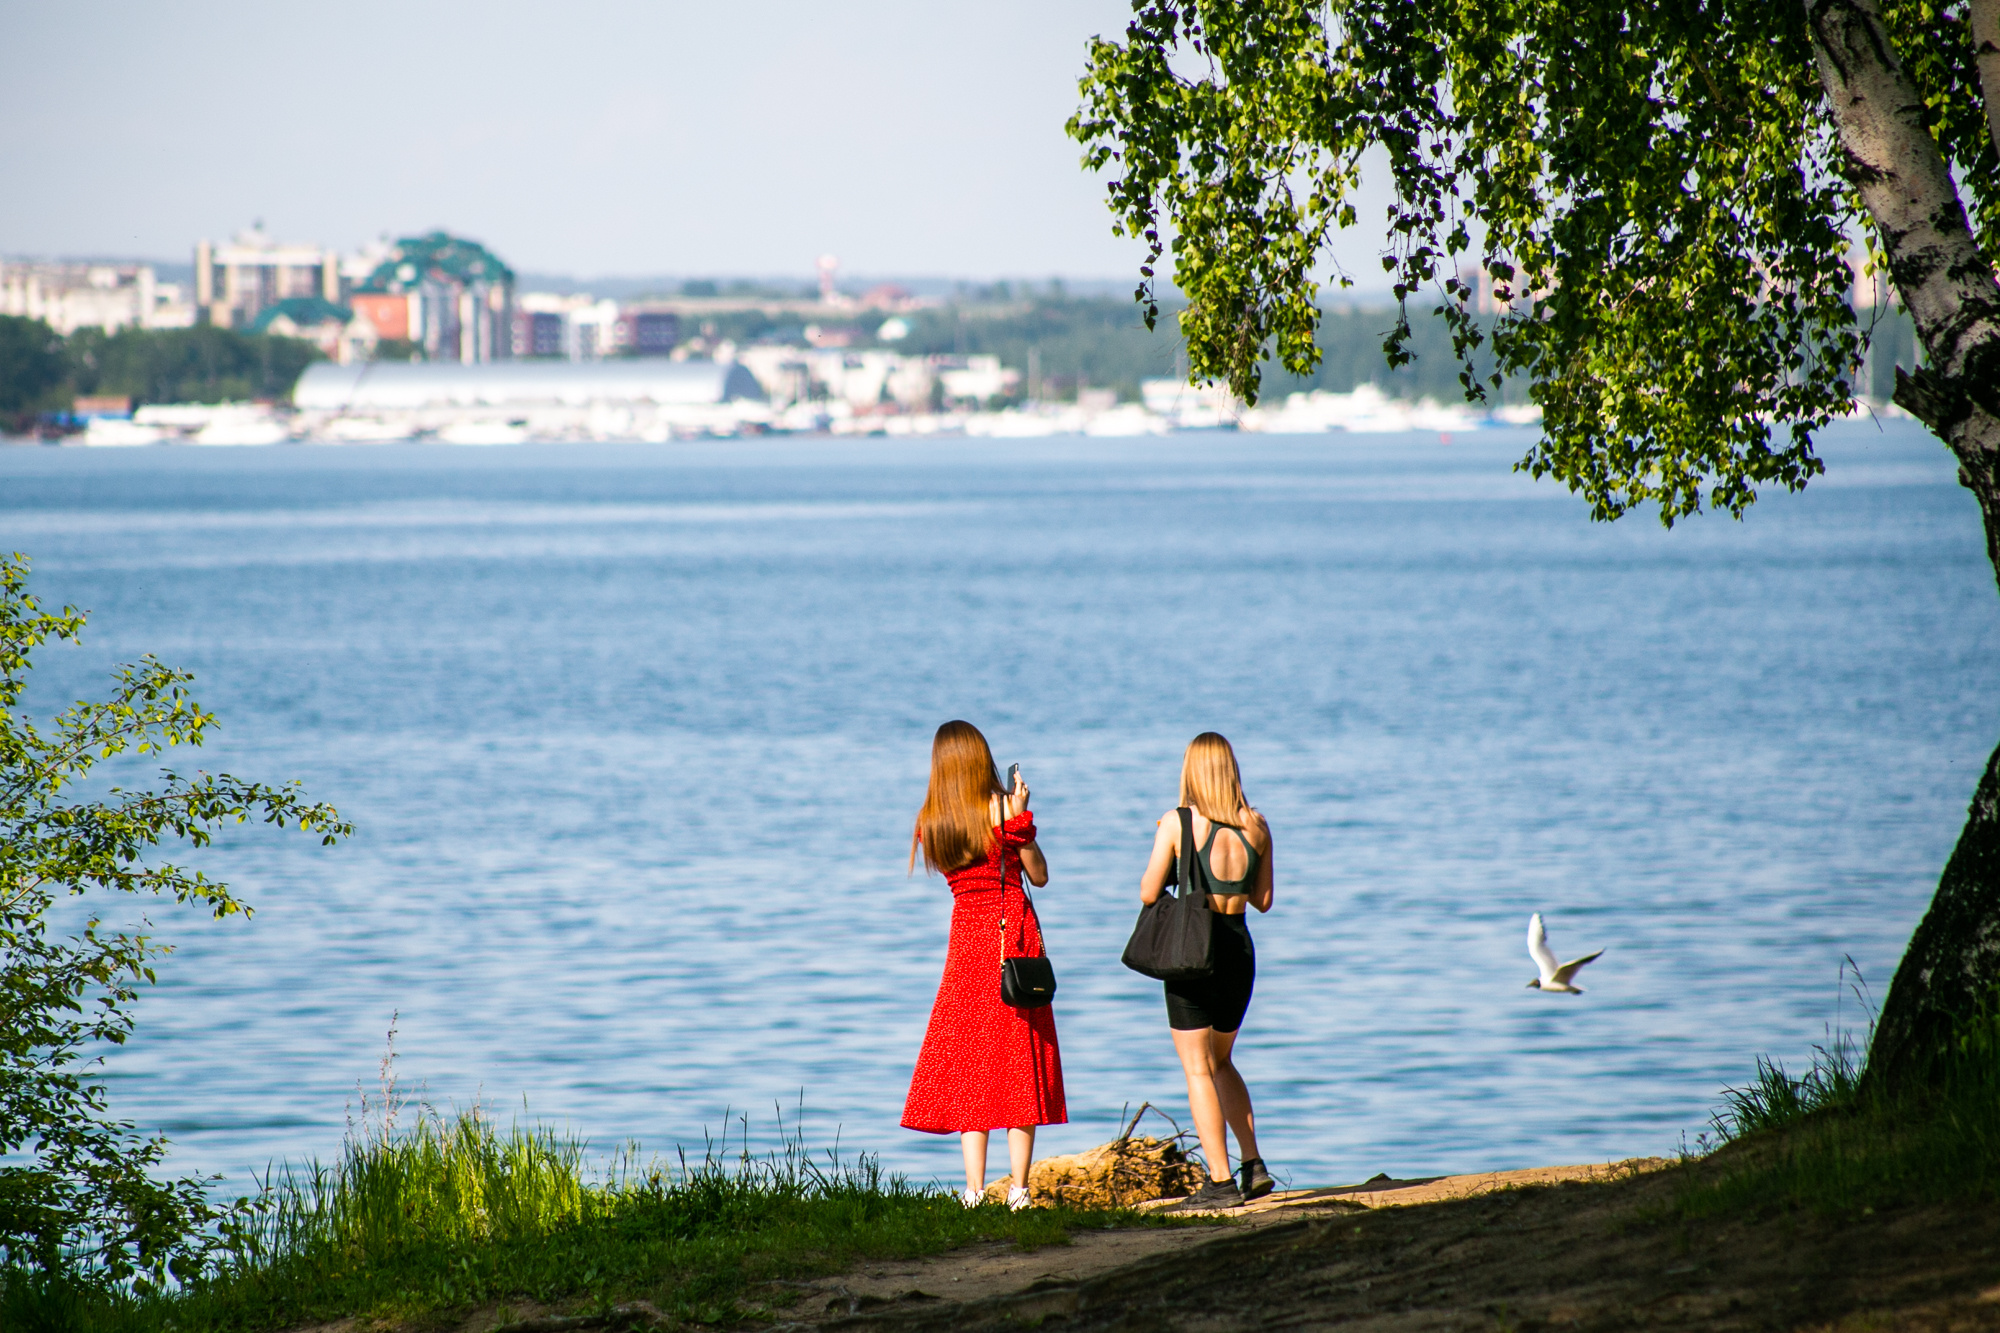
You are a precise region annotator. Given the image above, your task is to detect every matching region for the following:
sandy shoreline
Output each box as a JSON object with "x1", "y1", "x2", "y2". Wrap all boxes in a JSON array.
[
  {"x1": 754, "y1": 1155, "x2": 1999, "y2": 1332},
  {"x1": 764, "y1": 1159, "x2": 1675, "y2": 1322}
]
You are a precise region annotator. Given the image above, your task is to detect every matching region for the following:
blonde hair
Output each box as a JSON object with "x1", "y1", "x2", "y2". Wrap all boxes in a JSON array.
[
  {"x1": 1180, "y1": 732, "x2": 1252, "y2": 825},
  {"x1": 912, "y1": 720, "x2": 1006, "y2": 874}
]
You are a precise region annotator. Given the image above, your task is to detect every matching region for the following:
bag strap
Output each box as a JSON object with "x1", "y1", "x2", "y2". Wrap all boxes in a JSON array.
[
  {"x1": 1176, "y1": 806, "x2": 1207, "y2": 909},
  {"x1": 996, "y1": 800, "x2": 1015, "y2": 961},
  {"x1": 997, "y1": 798, "x2": 1038, "y2": 961}
]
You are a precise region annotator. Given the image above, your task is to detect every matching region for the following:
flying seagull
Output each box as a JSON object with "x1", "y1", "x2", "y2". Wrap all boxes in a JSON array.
[{"x1": 1526, "y1": 913, "x2": 1603, "y2": 993}]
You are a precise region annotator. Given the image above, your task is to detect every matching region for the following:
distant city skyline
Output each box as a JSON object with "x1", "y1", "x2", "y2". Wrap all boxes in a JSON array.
[{"x1": 1, "y1": 1, "x2": 1401, "y2": 288}]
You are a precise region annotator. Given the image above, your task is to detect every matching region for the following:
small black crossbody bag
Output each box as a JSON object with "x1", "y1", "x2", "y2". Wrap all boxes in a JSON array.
[{"x1": 997, "y1": 816, "x2": 1057, "y2": 1009}]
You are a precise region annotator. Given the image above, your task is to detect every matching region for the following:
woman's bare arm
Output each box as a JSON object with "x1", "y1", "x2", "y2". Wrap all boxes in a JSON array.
[
  {"x1": 1138, "y1": 814, "x2": 1178, "y2": 903},
  {"x1": 994, "y1": 778, "x2": 1047, "y2": 886},
  {"x1": 1247, "y1": 813, "x2": 1275, "y2": 913}
]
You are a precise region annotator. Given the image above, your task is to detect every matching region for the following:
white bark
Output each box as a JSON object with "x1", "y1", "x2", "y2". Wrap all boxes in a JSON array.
[
  {"x1": 1807, "y1": 0, "x2": 2000, "y2": 575},
  {"x1": 1807, "y1": 0, "x2": 2000, "y2": 388},
  {"x1": 1972, "y1": 0, "x2": 2000, "y2": 161}
]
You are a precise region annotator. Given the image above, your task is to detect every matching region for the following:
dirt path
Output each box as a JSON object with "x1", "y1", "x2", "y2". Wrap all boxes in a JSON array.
[
  {"x1": 759, "y1": 1158, "x2": 2000, "y2": 1331},
  {"x1": 759, "y1": 1160, "x2": 1668, "y2": 1325}
]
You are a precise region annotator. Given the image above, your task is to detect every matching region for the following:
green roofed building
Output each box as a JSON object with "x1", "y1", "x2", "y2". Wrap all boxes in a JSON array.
[
  {"x1": 349, "y1": 230, "x2": 515, "y2": 364},
  {"x1": 356, "y1": 232, "x2": 514, "y2": 294},
  {"x1": 247, "y1": 296, "x2": 354, "y2": 361},
  {"x1": 247, "y1": 296, "x2": 351, "y2": 335}
]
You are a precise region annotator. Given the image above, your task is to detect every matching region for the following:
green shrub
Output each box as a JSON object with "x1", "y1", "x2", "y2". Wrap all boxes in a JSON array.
[{"x1": 0, "y1": 555, "x2": 349, "y2": 1284}]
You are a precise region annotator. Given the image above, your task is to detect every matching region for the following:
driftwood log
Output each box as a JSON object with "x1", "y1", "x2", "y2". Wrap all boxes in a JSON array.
[{"x1": 979, "y1": 1126, "x2": 1206, "y2": 1208}]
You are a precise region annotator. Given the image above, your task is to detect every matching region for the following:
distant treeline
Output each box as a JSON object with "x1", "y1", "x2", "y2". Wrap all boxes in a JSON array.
[
  {"x1": 672, "y1": 290, "x2": 1502, "y2": 405},
  {"x1": 0, "y1": 315, "x2": 320, "y2": 425},
  {"x1": 528, "y1": 290, "x2": 1529, "y2": 405},
  {"x1": 881, "y1": 292, "x2": 1923, "y2": 408},
  {"x1": 888, "y1": 294, "x2": 1523, "y2": 405}
]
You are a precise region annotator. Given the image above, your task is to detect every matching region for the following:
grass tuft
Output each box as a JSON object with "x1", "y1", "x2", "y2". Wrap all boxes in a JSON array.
[
  {"x1": 1679, "y1": 1005, "x2": 2000, "y2": 1219},
  {"x1": 5, "y1": 1106, "x2": 1174, "y2": 1332},
  {"x1": 1707, "y1": 1040, "x2": 1862, "y2": 1143}
]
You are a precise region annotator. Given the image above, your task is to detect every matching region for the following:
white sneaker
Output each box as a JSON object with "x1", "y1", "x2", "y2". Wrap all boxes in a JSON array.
[
  {"x1": 1006, "y1": 1185, "x2": 1031, "y2": 1211},
  {"x1": 960, "y1": 1186, "x2": 982, "y2": 1208}
]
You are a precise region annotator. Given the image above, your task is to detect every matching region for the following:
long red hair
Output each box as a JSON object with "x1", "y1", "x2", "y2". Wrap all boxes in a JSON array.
[{"x1": 912, "y1": 720, "x2": 1005, "y2": 874}]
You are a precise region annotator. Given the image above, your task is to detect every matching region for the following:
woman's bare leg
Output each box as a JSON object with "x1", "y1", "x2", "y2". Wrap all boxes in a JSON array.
[
  {"x1": 1207, "y1": 1029, "x2": 1260, "y2": 1165},
  {"x1": 960, "y1": 1130, "x2": 989, "y2": 1196},
  {"x1": 1007, "y1": 1126, "x2": 1036, "y2": 1189},
  {"x1": 1171, "y1": 1026, "x2": 1234, "y2": 1182}
]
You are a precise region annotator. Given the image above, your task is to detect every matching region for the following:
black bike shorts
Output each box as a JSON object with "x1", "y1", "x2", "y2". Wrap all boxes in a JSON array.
[{"x1": 1163, "y1": 913, "x2": 1255, "y2": 1033}]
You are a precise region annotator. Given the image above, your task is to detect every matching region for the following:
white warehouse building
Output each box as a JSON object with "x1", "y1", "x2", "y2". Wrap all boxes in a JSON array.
[{"x1": 292, "y1": 360, "x2": 768, "y2": 442}]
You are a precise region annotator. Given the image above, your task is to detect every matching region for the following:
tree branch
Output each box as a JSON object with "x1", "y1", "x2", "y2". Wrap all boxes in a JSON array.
[
  {"x1": 1892, "y1": 364, "x2": 1957, "y2": 430},
  {"x1": 0, "y1": 667, "x2": 209, "y2": 809}
]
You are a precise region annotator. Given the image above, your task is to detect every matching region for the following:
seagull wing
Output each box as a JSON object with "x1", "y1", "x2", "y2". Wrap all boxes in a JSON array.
[
  {"x1": 1527, "y1": 914, "x2": 1559, "y2": 980},
  {"x1": 1550, "y1": 949, "x2": 1604, "y2": 986}
]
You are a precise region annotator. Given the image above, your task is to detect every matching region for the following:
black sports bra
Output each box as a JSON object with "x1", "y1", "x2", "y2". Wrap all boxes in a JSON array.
[{"x1": 1178, "y1": 819, "x2": 1260, "y2": 895}]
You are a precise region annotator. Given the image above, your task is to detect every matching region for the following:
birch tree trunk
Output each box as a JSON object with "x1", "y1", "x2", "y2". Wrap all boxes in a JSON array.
[
  {"x1": 1806, "y1": 0, "x2": 2000, "y2": 1091},
  {"x1": 1973, "y1": 0, "x2": 2000, "y2": 161}
]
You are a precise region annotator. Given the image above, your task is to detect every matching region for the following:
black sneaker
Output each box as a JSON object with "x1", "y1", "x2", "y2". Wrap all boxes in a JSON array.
[
  {"x1": 1239, "y1": 1157, "x2": 1274, "y2": 1201},
  {"x1": 1170, "y1": 1178, "x2": 1244, "y2": 1211}
]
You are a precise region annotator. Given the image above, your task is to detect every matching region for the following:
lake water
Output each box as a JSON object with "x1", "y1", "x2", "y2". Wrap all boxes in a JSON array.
[{"x1": 1, "y1": 423, "x2": 1992, "y2": 1196}]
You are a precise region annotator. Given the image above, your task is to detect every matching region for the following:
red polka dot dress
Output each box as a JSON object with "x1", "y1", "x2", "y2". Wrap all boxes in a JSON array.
[{"x1": 902, "y1": 812, "x2": 1068, "y2": 1134}]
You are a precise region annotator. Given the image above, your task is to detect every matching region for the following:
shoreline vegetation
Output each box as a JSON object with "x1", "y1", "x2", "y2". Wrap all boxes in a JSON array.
[
  {"x1": 1680, "y1": 1024, "x2": 2000, "y2": 1221},
  {"x1": 1, "y1": 1103, "x2": 1190, "y2": 1332},
  {"x1": 10, "y1": 1024, "x2": 2000, "y2": 1332}
]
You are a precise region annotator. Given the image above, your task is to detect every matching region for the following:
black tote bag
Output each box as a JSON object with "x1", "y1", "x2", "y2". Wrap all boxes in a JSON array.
[{"x1": 1120, "y1": 807, "x2": 1215, "y2": 981}]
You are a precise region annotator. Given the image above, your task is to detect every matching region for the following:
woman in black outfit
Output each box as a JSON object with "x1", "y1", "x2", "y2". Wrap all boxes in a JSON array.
[{"x1": 1136, "y1": 732, "x2": 1275, "y2": 1209}]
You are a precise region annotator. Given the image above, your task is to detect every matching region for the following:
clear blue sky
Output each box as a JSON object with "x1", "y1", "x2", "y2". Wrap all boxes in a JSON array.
[{"x1": 1, "y1": 1, "x2": 1396, "y2": 286}]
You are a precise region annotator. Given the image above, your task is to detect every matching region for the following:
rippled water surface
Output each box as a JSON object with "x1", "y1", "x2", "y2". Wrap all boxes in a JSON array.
[{"x1": 1, "y1": 425, "x2": 1992, "y2": 1192}]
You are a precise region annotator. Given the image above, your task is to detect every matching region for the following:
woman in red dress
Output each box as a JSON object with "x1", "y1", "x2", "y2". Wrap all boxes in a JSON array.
[{"x1": 902, "y1": 720, "x2": 1066, "y2": 1209}]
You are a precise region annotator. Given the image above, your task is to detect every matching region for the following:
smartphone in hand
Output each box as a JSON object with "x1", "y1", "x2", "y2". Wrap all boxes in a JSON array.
[{"x1": 1004, "y1": 763, "x2": 1021, "y2": 794}]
